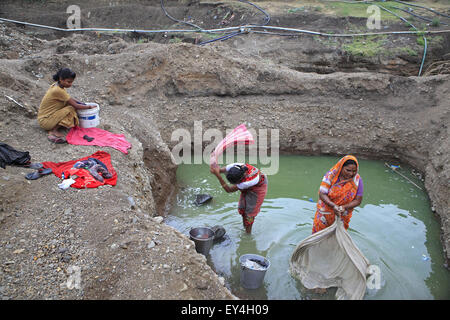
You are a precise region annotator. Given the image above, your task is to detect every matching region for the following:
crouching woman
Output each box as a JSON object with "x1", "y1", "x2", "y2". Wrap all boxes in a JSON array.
[{"x1": 38, "y1": 68, "x2": 94, "y2": 143}]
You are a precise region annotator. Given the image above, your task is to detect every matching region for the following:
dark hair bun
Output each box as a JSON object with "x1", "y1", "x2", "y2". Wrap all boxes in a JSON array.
[
  {"x1": 226, "y1": 165, "x2": 247, "y2": 184},
  {"x1": 53, "y1": 68, "x2": 76, "y2": 82}
]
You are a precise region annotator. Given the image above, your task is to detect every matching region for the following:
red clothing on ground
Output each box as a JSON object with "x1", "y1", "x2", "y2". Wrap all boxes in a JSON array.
[
  {"x1": 66, "y1": 126, "x2": 131, "y2": 154},
  {"x1": 42, "y1": 151, "x2": 117, "y2": 189}
]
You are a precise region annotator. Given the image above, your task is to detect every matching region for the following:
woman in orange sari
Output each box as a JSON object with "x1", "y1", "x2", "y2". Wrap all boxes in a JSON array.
[{"x1": 312, "y1": 155, "x2": 363, "y2": 234}]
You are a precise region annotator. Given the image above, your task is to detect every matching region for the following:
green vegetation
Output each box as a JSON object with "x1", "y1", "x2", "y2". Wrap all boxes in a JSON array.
[
  {"x1": 397, "y1": 47, "x2": 418, "y2": 56},
  {"x1": 416, "y1": 35, "x2": 426, "y2": 47},
  {"x1": 343, "y1": 35, "x2": 387, "y2": 57},
  {"x1": 287, "y1": 5, "x2": 323, "y2": 14},
  {"x1": 431, "y1": 18, "x2": 441, "y2": 27},
  {"x1": 202, "y1": 32, "x2": 227, "y2": 40},
  {"x1": 430, "y1": 35, "x2": 444, "y2": 46},
  {"x1": 169, "y1": 37, "x2": 183, "y2": 44},
  {"x1": 324, "y1": 2, "x2": 372, "y2": 17},
  {"x1": 288, "y1": 7, "x2": 305, "y2": 13},
  {"x1": 323, "y1": 1, "x2": 421, "y2": 21}
]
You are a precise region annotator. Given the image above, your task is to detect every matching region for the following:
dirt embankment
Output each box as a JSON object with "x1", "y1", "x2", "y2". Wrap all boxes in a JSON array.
[
  {"x1": 0, "y1": 22, "x2": 235, "y2": 299},
  {"x1": 0, "y1": 0, "x2": 449, "y2": 300},
  {"x1": 1, "y1": 0, "x2": 449, "y2": 75}
]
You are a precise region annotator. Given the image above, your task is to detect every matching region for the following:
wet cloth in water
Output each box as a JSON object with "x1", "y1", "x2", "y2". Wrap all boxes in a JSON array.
[
  {"x1": 0, "y1": 143, "x2": 31, "y2": 169},
  {"x1": 66, "y1": 126, "x2": 132, "y2": 154},
  {"x1": 290, "y1": 218, "x2": 372, "y2": 300},
  {"x1": 42, "y1": 151, "x2": 117, "y2": 189}
]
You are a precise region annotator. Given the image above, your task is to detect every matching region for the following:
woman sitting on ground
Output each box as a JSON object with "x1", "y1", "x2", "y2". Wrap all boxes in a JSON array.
[
  {"x1": 210, "y1": 163, "x2": 268, "y2": 234},
  {"x1": 37, "y1": 68, "x2": 94, "y2": 144},
  {"x1": 312, "y1": 155, "x2": 363, "y2": 234}
]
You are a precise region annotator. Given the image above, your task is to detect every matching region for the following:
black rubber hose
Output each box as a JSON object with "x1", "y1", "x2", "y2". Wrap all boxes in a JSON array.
[
  {"x1": 198, "y1": 31, "x2": 243, "y2": 45},
  {"x1": 252, "y1": 30, "x2": 299, "y2": 37},
  {"x1": 160, "y1": 0, "x2": 202, "y2": 30},
  {"x1": 377, "y1": 4, "x2": 428, "y2": 76},
  {"x1": 392, "y1": 0, "x2": 450, "y2": 19},
  {"x1": 377, "y1": 4, "x2": 417, "y2": 29},
  {"x1": 198, "y1": 0, "x2": 270, "y2": 45},
  {"x1": 238, "y1": 0, "x2": 270, "y2": 26},
  {"x1": 391, "y1": 5, "x2": 448, "y2": 26}
]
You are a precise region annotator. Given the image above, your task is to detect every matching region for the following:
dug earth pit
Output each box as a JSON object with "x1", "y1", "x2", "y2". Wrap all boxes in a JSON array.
[{"x1": 0, "y1": 0, "x2": 449, "y2": 299}]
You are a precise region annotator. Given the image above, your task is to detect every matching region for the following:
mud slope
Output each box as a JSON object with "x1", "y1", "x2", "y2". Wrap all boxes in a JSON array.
[
  {"x1": 1, "y1": 0, "x2": 450, "y2": 75},
  {"x1": 0, "y1": 23, "x2": 235, "y2": 299}
]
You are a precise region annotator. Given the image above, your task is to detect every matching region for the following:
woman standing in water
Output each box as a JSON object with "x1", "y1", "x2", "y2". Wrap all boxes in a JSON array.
[
  {"x1": 210, "y1": 163, "x2": 268, "y2": 234},
  {"x1": 312, "y1": 155, "x2": 363, "y2": 233},
  {"x1": 38, "y1": 68, "x2": 94, "y2": 143}
]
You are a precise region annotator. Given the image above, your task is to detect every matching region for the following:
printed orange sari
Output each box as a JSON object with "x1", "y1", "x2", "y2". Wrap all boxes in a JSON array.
[{"x1": 312, "y1": 155, "x2": 361, "y2": 233}]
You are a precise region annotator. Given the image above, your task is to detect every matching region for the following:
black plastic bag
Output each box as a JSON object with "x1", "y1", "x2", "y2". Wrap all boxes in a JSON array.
[
  {"x1": 195, "y1": 194, "x2": 213, "y2": 205},
  {"x1": 0, "y1": 143, "x2": 31, "y2": 169}
]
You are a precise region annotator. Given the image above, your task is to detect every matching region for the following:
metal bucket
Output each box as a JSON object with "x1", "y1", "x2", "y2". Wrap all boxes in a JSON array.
[
  {"x1": 239, "y1": 254, "x2": 270, "y2": 289},
  {"x1": 189, "y1": 227, "x2": 215, "y2": 256}
]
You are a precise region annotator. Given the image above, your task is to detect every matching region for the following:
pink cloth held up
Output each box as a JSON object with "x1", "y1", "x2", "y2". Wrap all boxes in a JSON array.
[
  {"x1": 210, "y1": 124, "x2": 254, "y2": 166},
  {"x1": 67, "y1": 126, "x2": 132, "y2": 154}
]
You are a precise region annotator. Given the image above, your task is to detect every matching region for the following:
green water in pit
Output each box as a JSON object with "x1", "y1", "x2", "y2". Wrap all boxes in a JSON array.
[{"x1": 166, "y1": 155, "x2": 450, "y2": 299}]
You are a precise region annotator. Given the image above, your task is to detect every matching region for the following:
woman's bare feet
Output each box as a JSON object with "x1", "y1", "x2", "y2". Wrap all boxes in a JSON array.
[{"x1": 48, "y1": 126, "x2": 65, "y2": 138}]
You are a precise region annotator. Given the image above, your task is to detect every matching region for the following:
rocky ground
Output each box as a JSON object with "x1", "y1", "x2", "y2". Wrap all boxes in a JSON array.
[{"x1": 0, "y1": 0, "x2": 449, "y2": 300}]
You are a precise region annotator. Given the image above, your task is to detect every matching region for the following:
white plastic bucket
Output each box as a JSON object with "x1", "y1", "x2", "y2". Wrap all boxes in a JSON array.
[{"x1": 77, "y1": 103, "x2": 100, "y2": 128}]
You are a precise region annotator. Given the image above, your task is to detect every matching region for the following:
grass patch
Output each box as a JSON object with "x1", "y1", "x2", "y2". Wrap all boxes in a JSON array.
[
  {"x1": 288, "y1": 7, "x2": 305, "y2": 13},
  {"x1": 343, "y1": 35, "x2": 387, "y2": 57},
  {"x1": 416, "y1": 36, "x2": 426, "y2": 47},
  {"x1": 287, "y1": 5, "x2": 324, "y2": 13},
  {"x1": 202, "y1": 32, "x2": 227, "y2": 40},
  {"x1": 169, "y1": 37, "x2": 183, "y2": 44},
  {"x1": 430, "y1": 35, "x2": 444, "y2": 46},
  {"x1": 415, "y1": 32, "x2": 443, "y2": 49},
  {"x1": 431, "y1": 18, "x2": 441, "y2": 27},
  {"x1": 397, "y1": 47, "x2": 418, "y2": 56},
  {"x1": 406, "y1": 27, "x2": 427, "y2": 47},
  {"x1": 323, "y1": 1, "x2": 414, "y2": 21}
]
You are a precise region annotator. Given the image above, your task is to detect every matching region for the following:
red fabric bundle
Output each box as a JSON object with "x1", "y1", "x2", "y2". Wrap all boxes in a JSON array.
[
  {"x1": 210, "y1": 124, "x2": 254, "y2": 166},
  {"x1": 42, "y1": 151, "x2": 117, "y2": 189}
]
